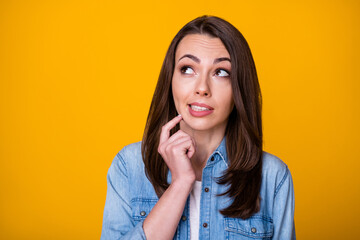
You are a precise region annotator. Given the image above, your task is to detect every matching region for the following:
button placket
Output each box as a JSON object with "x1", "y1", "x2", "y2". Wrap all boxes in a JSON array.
[{"x1": 198, "y1": 162, "x2": 213, "y2": 240}]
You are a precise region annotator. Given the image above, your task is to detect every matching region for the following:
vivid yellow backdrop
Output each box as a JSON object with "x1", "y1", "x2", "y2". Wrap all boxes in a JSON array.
[{"x1": 1, "y1": 0, "x2": 359, "y2": 239}]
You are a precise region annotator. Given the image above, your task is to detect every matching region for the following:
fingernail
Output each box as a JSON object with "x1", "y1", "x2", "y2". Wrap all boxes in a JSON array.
[{"x1": 177, "y1": 114, "x2": 182, "y2": 117}]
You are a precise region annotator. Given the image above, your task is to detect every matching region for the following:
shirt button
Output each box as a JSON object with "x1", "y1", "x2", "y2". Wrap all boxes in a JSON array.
[
  {"x1": 203, "y1": 223, "x2": 208, "y2": 228},
  {"x1": 140, "y1": 211, "x2": 146, "y2": 216},
  {"x1": 210, "y1": 156, "x2": 215, "y2": 161},
  {"x1": 251, "y1": 227, "x2": 257, "y2": 233},
  {"x1": 181, "y1": 215, "x2": 187, "y2": 221},
  {"x1": 204, "y1": 187, "x2": 209, "y2": 192}
]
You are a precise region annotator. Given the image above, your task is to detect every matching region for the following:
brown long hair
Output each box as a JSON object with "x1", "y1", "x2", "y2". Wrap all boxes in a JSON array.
[{"x1": 141, "y1": 15, "x2": 263, "y2": 219}]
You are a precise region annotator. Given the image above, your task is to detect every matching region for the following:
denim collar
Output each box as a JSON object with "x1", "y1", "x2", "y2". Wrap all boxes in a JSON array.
[{"x1": 205, "y1": 136, "x2": 228, "y2": 168}]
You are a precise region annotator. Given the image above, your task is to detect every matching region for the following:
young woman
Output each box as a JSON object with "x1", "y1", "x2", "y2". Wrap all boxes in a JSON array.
[{"x1": 101, "y1": 16, "x2": 295, "y2": 240}]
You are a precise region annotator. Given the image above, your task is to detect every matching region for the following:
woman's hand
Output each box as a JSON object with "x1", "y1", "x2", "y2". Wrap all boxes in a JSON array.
[{"x1": 158, "y1": 115, "x2": 196, "y2": 184}]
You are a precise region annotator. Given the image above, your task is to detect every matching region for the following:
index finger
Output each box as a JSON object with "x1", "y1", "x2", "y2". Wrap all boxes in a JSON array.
[{"x1": 159, "y1": 115, "x2": 183, "y2": 144}]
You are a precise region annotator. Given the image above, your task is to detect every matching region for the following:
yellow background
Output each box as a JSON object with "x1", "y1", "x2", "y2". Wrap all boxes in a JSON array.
[{"x1": 1, "y1": 0, "x2": 359, "y2": 239}]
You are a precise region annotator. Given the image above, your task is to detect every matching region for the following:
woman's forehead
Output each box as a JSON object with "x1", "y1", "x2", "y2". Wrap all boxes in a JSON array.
[{"x1": 175, "y1": 34, "x2": 230, "y2": 60}]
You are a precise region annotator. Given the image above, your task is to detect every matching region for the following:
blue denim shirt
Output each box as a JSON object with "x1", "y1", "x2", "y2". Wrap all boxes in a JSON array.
[{"x1": 101, "y1": 138, "x2": 295, "y2": 239}]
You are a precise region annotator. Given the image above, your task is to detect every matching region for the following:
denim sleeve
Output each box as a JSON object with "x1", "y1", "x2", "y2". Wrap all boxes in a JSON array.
[
  {"x1": 100, "y1": 152, "x2": 146, "y2": 240},
  {"x1": 272, "y1": 167, "x2": 296, "y2": 240}
]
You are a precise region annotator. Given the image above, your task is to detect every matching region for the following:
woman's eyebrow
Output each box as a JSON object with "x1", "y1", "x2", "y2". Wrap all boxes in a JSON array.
[
  {"x1": 178, "y1": 54, "x2": 200, "y2": 63},
  {"x1": 213, "y1": 57, "x2": 231, "y2": 64},
  {"x1": 178, "y1": 54, "x2": 231, "y2": 64}
]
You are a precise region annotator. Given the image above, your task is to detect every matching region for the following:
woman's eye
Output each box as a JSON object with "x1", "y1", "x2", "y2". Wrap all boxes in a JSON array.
[
  {"x1": 180, "y1": 66, "x2": 194, "y2": 75},
  {"x1": 215, "y1": 69, "x2": 230, "y2": 77}
]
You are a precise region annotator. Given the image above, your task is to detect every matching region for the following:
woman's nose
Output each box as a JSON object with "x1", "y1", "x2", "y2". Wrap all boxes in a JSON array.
[{"x1": 195, "y1": 74, "x2": 211, "y2": 97}]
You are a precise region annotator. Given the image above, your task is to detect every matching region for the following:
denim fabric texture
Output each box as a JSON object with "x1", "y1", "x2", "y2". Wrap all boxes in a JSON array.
[{"x1": 101, "y1": 138, "x2": 295, "y2": 240}]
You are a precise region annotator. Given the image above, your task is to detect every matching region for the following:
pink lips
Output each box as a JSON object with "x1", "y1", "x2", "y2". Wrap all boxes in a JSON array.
[{"x1": 188, "y1": 102, "x2": 214, "y2": 117}]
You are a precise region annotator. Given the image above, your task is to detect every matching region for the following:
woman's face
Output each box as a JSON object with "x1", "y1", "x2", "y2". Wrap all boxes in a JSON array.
[{"x1": 172, "y1": 34, "x2": 234, "y2": 133}]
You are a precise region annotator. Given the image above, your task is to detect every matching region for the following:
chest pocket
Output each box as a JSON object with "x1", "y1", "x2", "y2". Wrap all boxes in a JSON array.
[
  {"x1": 224, "y1": 215, "x2": 274, "y2": 239},
  {"x1": 131, "y1": 198, "x2": 158, "y2": 223}
]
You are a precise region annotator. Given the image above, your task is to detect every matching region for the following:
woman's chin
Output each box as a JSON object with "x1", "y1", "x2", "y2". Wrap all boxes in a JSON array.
[{"x1": 180, "y1": 118, "x2": 214, "y2": 132}]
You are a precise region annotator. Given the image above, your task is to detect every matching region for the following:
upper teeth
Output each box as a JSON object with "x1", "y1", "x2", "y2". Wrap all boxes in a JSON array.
[{"x1": 191, "y1": 105, "x2": 210, "y2": 111}]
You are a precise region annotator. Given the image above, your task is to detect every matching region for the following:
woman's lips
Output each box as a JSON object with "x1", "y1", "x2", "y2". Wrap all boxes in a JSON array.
[{"x1": 188, "y1": 102, "x2": 214, "y2": 117}]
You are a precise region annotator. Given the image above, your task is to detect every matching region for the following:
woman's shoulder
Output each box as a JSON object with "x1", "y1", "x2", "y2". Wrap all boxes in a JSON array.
[
  {"x1": 261, "y1": 151, "x2": 292, "y2": 187},
  {"x1": 118, "y1": 141, "x2": 142, "y2": 157},
  {"x1": 111, "y1": 141, "x2": 144, "y2": 173},
  {"x1": 108, "y1": 141, "x2": 158, "y2": 200},
  {"x1": 262, "y1": 151, "x2": 288, "y2": 172}
]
